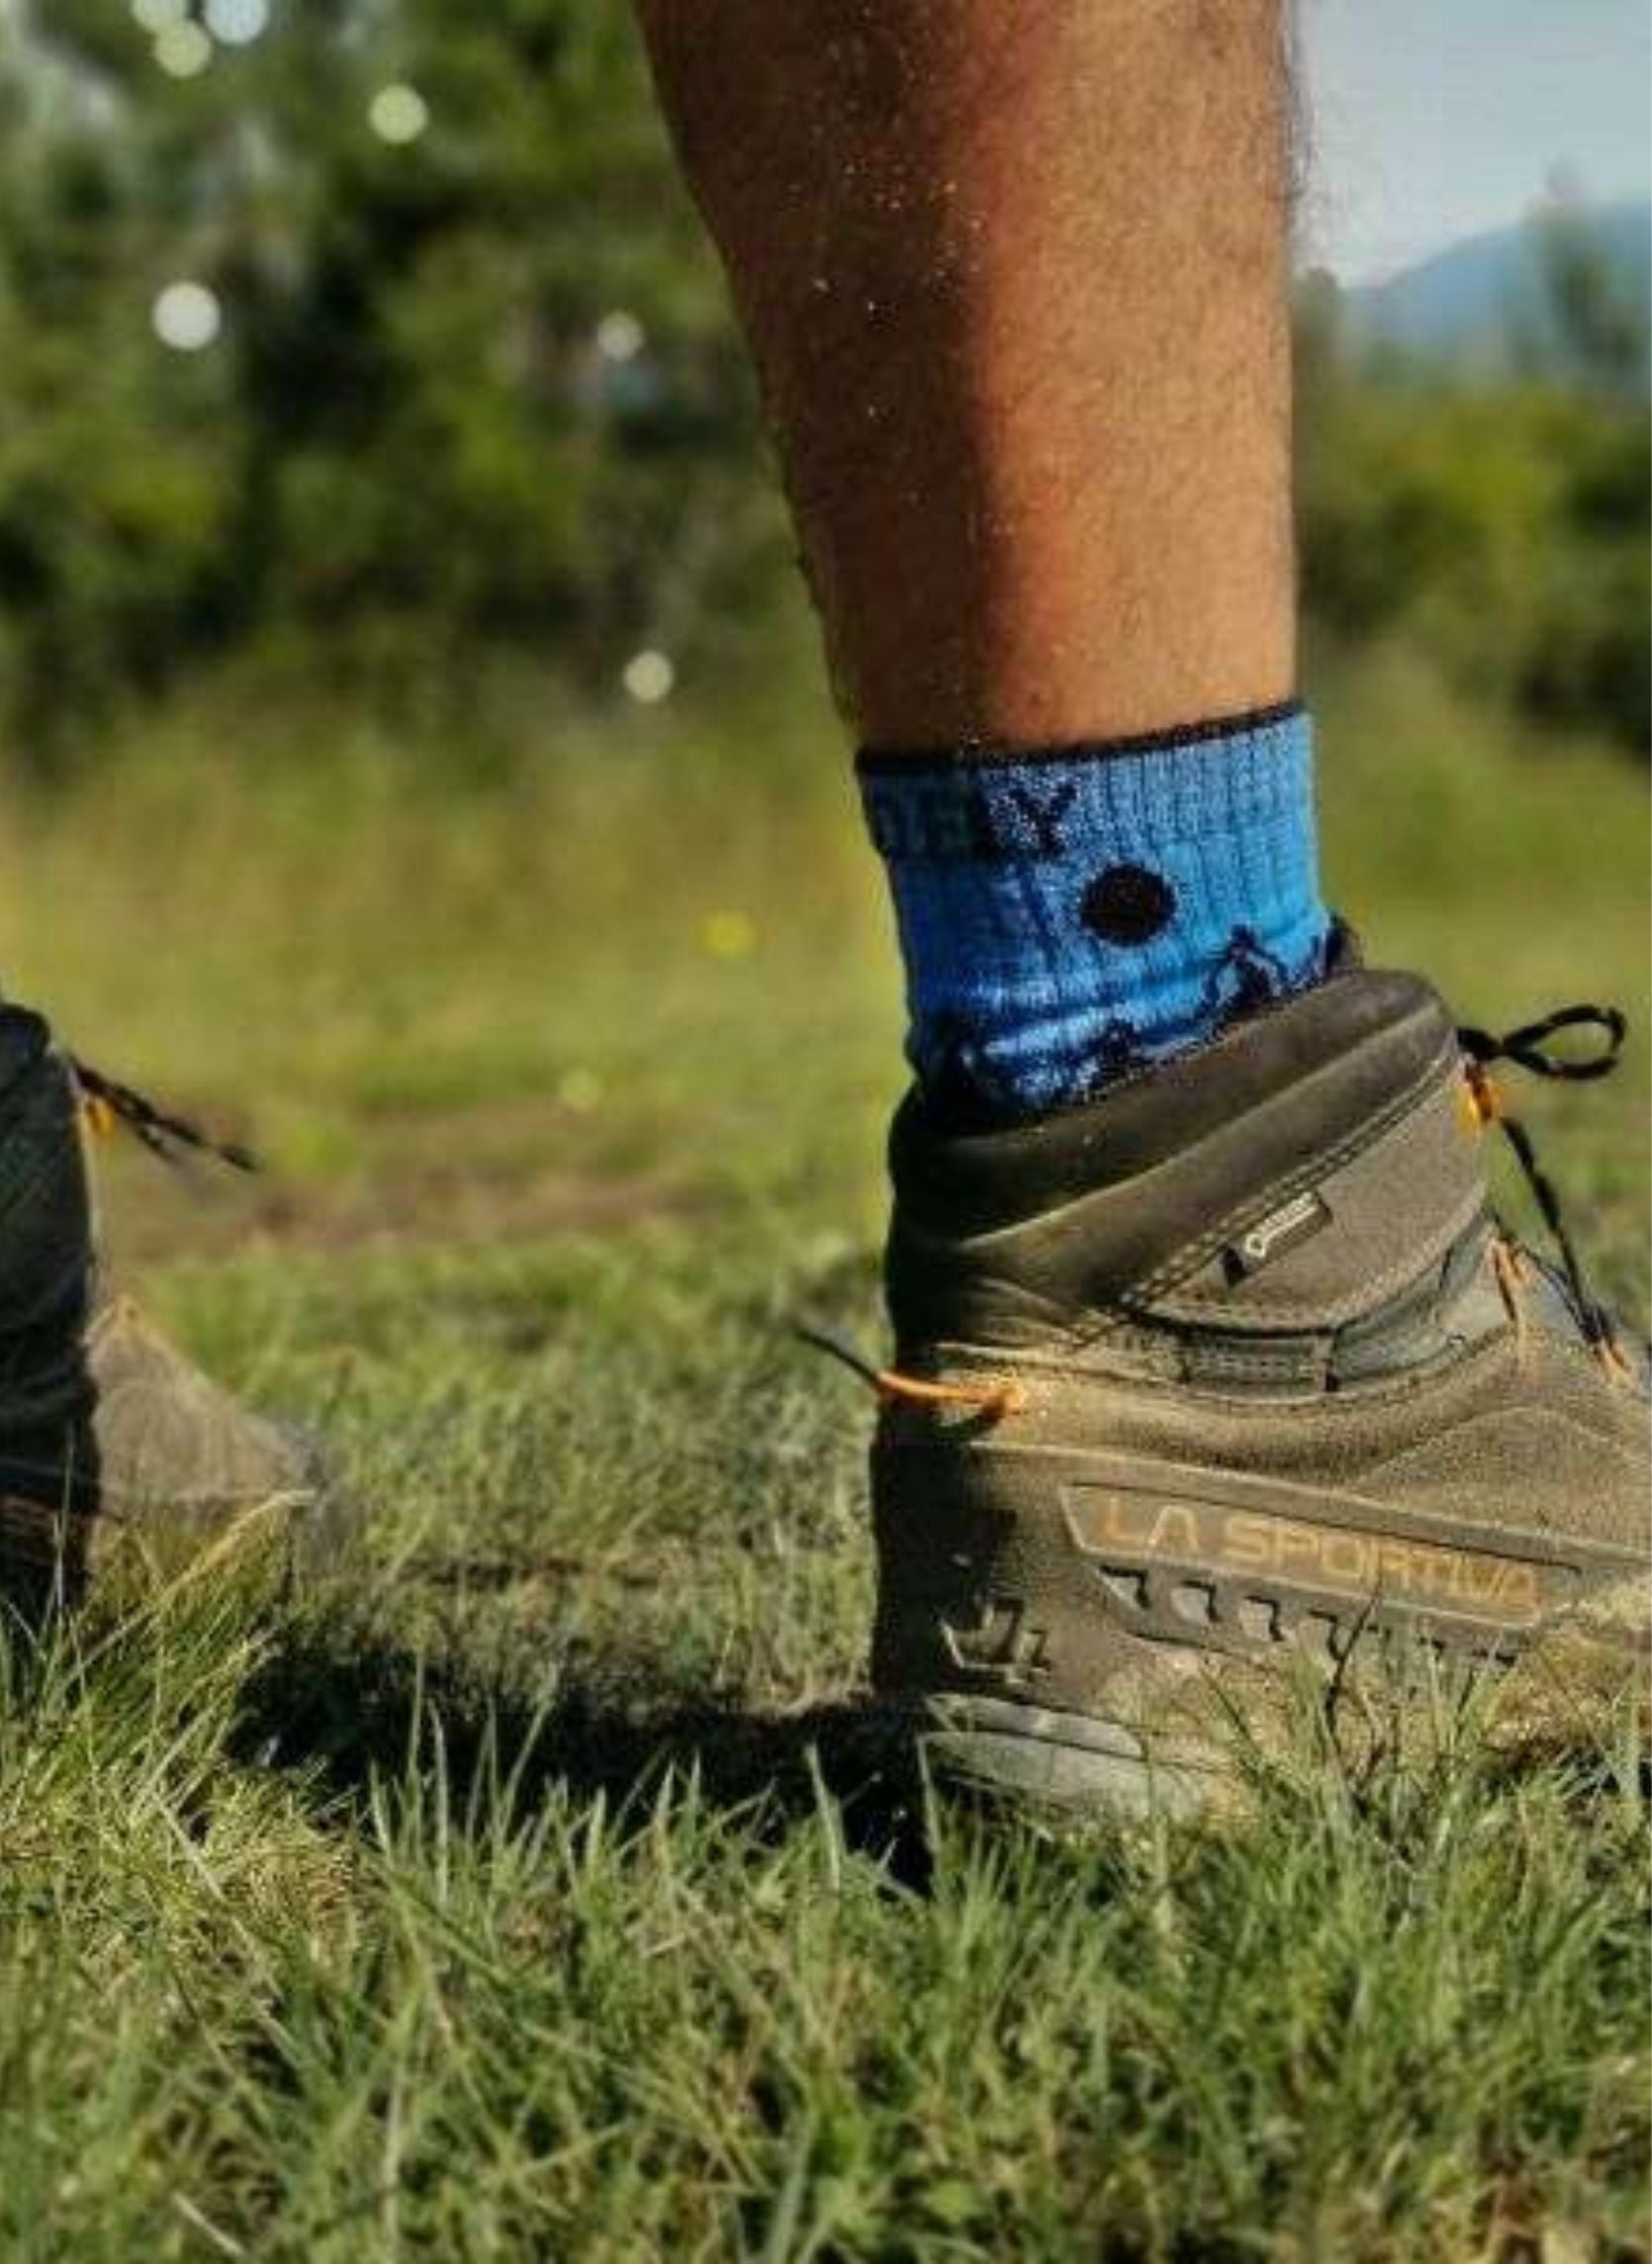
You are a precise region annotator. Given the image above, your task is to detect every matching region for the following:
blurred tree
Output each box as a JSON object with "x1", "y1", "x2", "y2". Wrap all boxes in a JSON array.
[
  {"x1": 1296, "y1": 209, "x2": 1649, "y2": 757},
  {"x1": 1517, "y1": 192, "x2": 1650, "y2": 395},
  {"x1": 0, "y1": 0, "x2": 785, "y2": 752}
]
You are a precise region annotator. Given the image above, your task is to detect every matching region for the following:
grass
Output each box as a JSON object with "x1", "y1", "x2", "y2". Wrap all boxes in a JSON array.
[{"x1": 0, "y1": 648, "x2": 1646, "y2": 2259}]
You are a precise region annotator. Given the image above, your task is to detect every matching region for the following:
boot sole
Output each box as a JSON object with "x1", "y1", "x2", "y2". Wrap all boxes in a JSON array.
[{"x1": 917, "y1": 1691, "x2": 1226, "y2": 1820}]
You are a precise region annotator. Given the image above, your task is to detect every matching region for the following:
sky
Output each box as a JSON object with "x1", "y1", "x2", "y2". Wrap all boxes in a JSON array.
[{"x1": 1297, "y1": 0, "x2": 1652, "y2": 281}]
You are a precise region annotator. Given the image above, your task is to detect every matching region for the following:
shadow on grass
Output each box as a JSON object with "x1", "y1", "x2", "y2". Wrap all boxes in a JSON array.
[{"x1": 234, "y1": 1619, "x2": 936, "y2": 1885}]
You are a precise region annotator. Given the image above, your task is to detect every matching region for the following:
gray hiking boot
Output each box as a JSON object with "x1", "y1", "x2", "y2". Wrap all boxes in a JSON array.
[
  {"x1": 867, "y1": 954, "x2": 1648, "y2": 1814},
  {"x1": 0, "y1": 1004, "x2": 332, "y2": 1604}
]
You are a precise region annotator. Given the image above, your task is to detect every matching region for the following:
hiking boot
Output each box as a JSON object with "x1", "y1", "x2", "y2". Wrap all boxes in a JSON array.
[
  {"x1": 867, "y1": 954, "x2": 1648, "y2": 1814},
  {"x1": 0, "y1": 1004, "x2": 333, "y2": 1605}
]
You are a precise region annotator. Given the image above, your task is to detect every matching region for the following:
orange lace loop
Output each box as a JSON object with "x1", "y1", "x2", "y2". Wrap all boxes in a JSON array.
[
  {"x1": 872, "y1": 1368, "x2": 1028, "y2": 1417},
  {"x1": 794, "y1": 1322, "x2": 1026, "y2": 1421},
  {"x1": 1462, "y1": 1061, "x2": 1503, "y2": 1129},
  {"x1": 80, "y1": 1092, "x2": 119, "y2": 1144}
]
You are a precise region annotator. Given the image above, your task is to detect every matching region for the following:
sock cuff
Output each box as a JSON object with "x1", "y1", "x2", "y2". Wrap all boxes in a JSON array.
[
  {"x1": 860, "y1": 705, "x2": 1313, "y2": 866},
  {"x1": 856, "y1": 698, "x2": 1304, "y2": 779},
  {"x1": 859, "y1": 699, "x2": 1328, "y2": 1117}
]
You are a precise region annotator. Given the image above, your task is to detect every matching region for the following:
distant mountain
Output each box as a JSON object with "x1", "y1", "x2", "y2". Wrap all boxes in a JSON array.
[{"x1": 1342, "y1": 199, "x2": 1650, "y2": 376}]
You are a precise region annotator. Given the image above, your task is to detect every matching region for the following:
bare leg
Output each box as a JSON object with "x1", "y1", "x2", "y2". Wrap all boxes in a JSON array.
[{"x1": 634, "y1": 0, "x2": 1296, "y2": 746}]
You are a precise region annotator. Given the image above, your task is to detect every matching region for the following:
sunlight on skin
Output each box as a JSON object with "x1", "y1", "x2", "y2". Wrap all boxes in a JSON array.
[{"x1": 636, "y1": 0, "x2": 1297, "y2": 746}]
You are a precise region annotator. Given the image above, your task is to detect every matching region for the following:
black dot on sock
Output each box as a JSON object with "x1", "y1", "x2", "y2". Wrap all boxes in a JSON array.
[{"x1": 1080, "y1": 863, "x2": 1177, "y2": 946}]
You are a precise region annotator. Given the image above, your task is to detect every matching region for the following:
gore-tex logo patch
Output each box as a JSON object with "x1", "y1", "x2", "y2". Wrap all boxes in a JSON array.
[{"x1": 1224, "y1": 1189, "x2": 1331, "y2": 1280}]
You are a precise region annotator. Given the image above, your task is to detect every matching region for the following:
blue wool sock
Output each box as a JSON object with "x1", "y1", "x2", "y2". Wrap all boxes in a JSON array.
[{"x1": 859, "y1": 701, "x2": 1331, "y2": 1121}]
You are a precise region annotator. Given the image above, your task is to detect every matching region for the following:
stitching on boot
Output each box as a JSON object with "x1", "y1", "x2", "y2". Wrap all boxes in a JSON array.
[{"x1": 1124, "y1": 1037, "x2": 1461, "y2": 1307}]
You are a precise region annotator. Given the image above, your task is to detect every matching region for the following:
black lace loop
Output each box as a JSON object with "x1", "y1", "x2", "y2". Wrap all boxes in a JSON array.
[
  {"x1": 1458, "y1": 1003, "x2": 1625, "y2": 1083},
  {"x1": 69, "y1": 1056, "x2": 256, "y2": 1175},
  {"x1": 1458, "y1": 1004, "x2": 1624, "y2": 1354}
]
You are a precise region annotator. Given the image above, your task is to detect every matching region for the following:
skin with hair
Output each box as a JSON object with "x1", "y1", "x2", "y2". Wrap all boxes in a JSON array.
[{"x1": 633, "y1": 0, "x2": 1298, "y2": 748}]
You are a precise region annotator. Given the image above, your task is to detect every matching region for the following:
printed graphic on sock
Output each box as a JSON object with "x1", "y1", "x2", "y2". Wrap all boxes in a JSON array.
[{"x1": 860, "y1": 702, "x2": 1331, "y2": 1120}]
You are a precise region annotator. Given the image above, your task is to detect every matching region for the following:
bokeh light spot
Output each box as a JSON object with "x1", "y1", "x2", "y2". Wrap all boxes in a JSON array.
[
  {"x1": 368, "y1": 84, "x2": 430, "y2": 145},
  {"x1": 151, "y1": 280, "x2": 223, "y2": 352},
  {"x1": 153, "y1": 20, "x2": 213, "y2": 76},
  {"x1": 701, "y1": 911, "x2": 757, "y2": 961},
  {"x1": 204, "y1": 0, "x2": 270, "y2": 45},
  {"x1": 596, "y1": 311, "x2": 645, "y2": 363},
  {"x1": 621, "y1": 650, "x2": 675, "y2": 706}
]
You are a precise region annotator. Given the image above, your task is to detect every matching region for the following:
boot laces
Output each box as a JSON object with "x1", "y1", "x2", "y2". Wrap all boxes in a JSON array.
[
  {"x1": 793, "y1": 1321, "x2": 1027, "y2": 1420},
  {"x1": 1457, "y1": 1003, "x2": 1626, "y2": 1368},
  {"x1": 70, "y1": 1055, "x2": 256, "y2": 1175}
]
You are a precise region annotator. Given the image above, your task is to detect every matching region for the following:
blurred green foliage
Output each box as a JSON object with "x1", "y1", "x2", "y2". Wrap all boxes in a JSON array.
[
  {"x1": 0, "y1": 3, "x2": 1645, "y2": 759},
  {"x1": 1297, "y1": 231, "x2": 1650, "y2": 757},
  {"x1": 0, "y1": 0, "x2": 785, "y2": 744}
]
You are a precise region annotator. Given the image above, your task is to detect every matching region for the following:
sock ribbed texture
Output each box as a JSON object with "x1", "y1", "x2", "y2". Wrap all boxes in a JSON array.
[{"x1": 859, "y1": 701, "x2": 1331, "y2": 1122}]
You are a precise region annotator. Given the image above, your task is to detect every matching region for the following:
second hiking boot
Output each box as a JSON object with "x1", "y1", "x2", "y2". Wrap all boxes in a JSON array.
[
  {"x1": 0, "y1": 1004, "x2": 334, "y2": 1607},
  {"x1": 870, "y1": 957, "x2": 1649, "y2": 1813}
]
